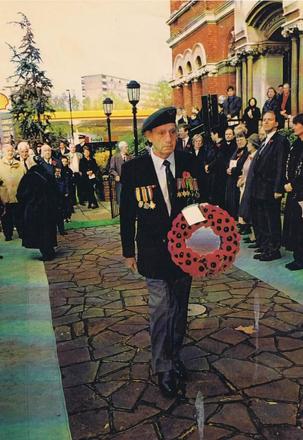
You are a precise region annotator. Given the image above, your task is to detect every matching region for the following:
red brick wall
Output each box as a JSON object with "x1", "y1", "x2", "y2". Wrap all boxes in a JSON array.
[
  {"x1": 183, "y1": 83, "x2": 192, "y2": 115},
  {"x1": 172, "y1": 13, "x2": 234, "y2": 64},
  {"x1": 202, "y1": 74, "x2": 236, "y2": 96},
  {"x1": 173, "y1": 86, "x2": 184, "y2": 108}
]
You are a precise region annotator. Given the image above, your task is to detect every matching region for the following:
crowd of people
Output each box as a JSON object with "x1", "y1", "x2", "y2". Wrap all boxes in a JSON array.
[
  {"x1": 174, "y1": 84, "x2": 303, "y2": 271},
  {"x1": 0, "y1": 136, "x2": 104, "y2": 260}
]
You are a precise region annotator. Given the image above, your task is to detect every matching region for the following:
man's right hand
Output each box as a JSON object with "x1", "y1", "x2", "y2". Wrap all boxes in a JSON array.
[
  {"x1": 115, "y1": 176, "x2": 120, "y2": 182},
  {"x1": 125, "y1": 257, "x2": 138, "y2": 273}
]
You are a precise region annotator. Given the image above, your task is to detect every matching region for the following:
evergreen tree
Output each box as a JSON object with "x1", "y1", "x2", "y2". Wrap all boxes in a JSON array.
[{"x1": 8, "y1": 13, "x2": 55, "y2": 145}]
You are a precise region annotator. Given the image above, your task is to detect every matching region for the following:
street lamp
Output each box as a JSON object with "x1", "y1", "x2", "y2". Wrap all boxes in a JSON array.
[
  {"x1": 66, "y1": 89, "x2": 74, "y2": 142},
  {"x1": 103, "y1": 97, "x2": 113, "y2": 158},
  {"x1": 127, "y1": 80, "x2": 140, "y2": 156},
  {"x1": 103, "y1": 97, "x2": 114, "y2": 218}
]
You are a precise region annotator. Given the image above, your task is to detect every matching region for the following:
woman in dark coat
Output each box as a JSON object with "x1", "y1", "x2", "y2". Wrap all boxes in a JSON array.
[
  {"x1": 242, "y1": 98, "x2": 261, "y2": 136},
  {"x1": 283, "y1": 113, "x2": 303, "y2": 270},
  {"x1": 191, "y1": 133, "x2": 208, "y2": 202},
  {"x1": 79, "y1": 146, "x2": 99, "y2": 208},
  {"x1": 262, "y1": 87, "x2": 279, "y2": 116},
  {"x1": 225, "y1": 131, "x2": 249, "y2": 220},
  {"x1": 16, "y1": 158, "x2": 59, "y2": 261}
]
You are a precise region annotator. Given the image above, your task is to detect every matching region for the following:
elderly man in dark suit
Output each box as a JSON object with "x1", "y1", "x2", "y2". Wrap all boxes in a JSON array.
[
  {"x1": 250, "y1": 111, "x2": 290, "y2": 261},
  {"x1": 223, "y1": 85, "x2": 242, "y2": 125},
  {"x1": 120, "y1": 107, "x2": 198, "y2": 398},
  {"x1": 109, "y1": 140, "x2": 132, "y2": 204}
]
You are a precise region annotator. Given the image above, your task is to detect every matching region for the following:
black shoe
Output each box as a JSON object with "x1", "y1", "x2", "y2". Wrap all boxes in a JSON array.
[
  {"x1": 248, "y1": 243, "x2": 258, "y2": 249},
  {"x1": 60, "y1": 231, "x2": 68, "y2": 236},
  {"x1": 253, "y1": 253, "x2": 265, "y2": 260},
  {"x1": 5, "y1": 237, "x2": 12, "y2": 241},
  {"x1": 174, "y1": 360, "x2": 187, "y2": 381},
  {"x1": 158, "y1": 371, "x2": 178, "y2": 398},
  {"x1": 41, "y1": 254, "x2": 55, "y2": 262},
  {"x1": 254, "y1": 248, "x2": 265, "y2": 253},
  {"x1": 91, "y1": 204, "x2": 98, "y2": 209},
  {"x1": 244, "y1": 238, "x2": 255, "y2": 244},
  {"x1": 285, "y1": 261, "x2": 303, "y2": 271},
  {"x1": 259, "y1": 251, "x2": 281, "y2": 262}
]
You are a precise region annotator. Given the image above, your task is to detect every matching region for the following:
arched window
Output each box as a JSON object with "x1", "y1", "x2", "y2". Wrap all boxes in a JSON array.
[
  {"x1": 177, "y1": 66, "x2": 183, "y2": 78},
  {"x1": 186, "y1": 61, "x2": 192, "y2": 74},
  {"x1": 195, "y1": 56, "x2": 202, "y2": 69}
]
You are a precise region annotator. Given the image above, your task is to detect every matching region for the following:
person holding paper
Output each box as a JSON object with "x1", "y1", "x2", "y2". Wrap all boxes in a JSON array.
[
  {"x1": 79, "y1": 146, "x2": 99, "y2": 209},
  {"x1": 283, "y1": 113, "x2": 303, "y2": 270},
  {"x1": 120, "y1": 107, "x2": 198, "y2": 399},
  {"x1": 225, "y1": 131, "x2": 249, "y2": 220}
]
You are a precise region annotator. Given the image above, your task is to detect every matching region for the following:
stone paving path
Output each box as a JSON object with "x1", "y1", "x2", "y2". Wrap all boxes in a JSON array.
[{"x1": 45, "y1": 225, "x2": 303, "y2": 440}]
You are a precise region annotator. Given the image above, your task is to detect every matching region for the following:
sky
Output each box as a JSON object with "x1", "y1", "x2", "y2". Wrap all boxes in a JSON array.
[{"x1": 0, "y1": 0, "x2": 172, "y2": 99}]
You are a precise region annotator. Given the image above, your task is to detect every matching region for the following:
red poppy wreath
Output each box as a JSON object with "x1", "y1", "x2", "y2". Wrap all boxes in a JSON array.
[{"x1": 167, "y1": 203, "x2": 241, "y2": 277}]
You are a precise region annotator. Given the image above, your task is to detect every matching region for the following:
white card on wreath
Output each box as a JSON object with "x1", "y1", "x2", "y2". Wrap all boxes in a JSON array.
[{"x1": 182, "y1": 204, "x2": 206, "y2": 226}]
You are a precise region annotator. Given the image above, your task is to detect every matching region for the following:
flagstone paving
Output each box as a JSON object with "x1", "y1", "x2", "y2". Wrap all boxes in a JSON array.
[{"x1": 45, "y1": 225, "x2": 303, "y2": 440}]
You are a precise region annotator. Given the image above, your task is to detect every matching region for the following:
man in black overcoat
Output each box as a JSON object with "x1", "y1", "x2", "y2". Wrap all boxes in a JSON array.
[
  {"x1": 16, "y1": 149, "x2": 59, "y2": 261},
  {"x1": 250, "y1": 111, "x2": 290, "y2": 261},
  {"x1": 120, "y1": 107, "x2": 199, "y2": 398}
]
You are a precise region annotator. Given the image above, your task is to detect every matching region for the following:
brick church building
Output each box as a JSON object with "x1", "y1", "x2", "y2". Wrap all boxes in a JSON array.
[{"x1": 167, "y1": 0, "x2": 303, "y2": 116}]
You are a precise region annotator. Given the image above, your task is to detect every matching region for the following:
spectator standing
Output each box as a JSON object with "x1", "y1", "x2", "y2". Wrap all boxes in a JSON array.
[
  {"x1": 17, "y1": 150, "x2": 58, "y2": 261},
  {"x1": 79, "y1": 146, "x2": 99, "y2": 208},
  {"x1": 61, "y1": 156, "x2": 74, "y2": 222},
  {"x1": 17, "y1": 141, "x2": 36, "y2": 172},
  {"x1": 242, "y1": 98, "x2": 261, "y2": 136},
  {"x1": 262, "y1": 87, "x2": 279, "y2": 116},
  {"x1": 109, "y1": 141, "x2": 132, "y2": 205},
  {"x1": 0, "y1": 144, "x2": 24, "y2": 241},
  {"x1": 277, "y1": 83, "x2": 291, "y2": 128},
  {"x1": 250, "y1": 111, "x2": 290, "y2": 261},
  {"x1": 67, "y1": 144, "x2": 84, "y2": 205},
  {"x1": 283, "y1": 113, "x2": 303, "y2": 271},
  {"x1": 175, "y1": 125, "x2": 191, "y2": 153},
  {"x1": 204, "y1": 126, "x2": 226, "y2": 207},
  {"x1": 55, "y1": 140, "x2": 69, "y2": 159},
  {"x1": 222, "y1": 85, "x2": 242, "y2": 126},
  {"x1": 225, "y1": 131, "x2": 249, "y2": 220},
  {"x1": 75, "y1": 134, "x2": 88, "y2": 153},
  {"x1": 237, "y1": 133, "x2": 261, "y2": 238},
  {"x1": 191, "y1": 134, "x2": 208, "y2": 201}
]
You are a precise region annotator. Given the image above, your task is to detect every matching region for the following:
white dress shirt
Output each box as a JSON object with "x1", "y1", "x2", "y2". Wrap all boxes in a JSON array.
[{"x1": 151, "y1": 148, "x2": 175, "y2": 216}]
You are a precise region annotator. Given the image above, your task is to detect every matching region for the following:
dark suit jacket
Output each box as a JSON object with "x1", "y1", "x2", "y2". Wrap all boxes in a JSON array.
[
  {"x1": 223, "y1": 96, "x2": 242, "y2": 118},
  {"x1": 251, "y1": 132, "x2": 290, "y2": 200},
  {"x1": 120, "y1": 151, "x2": 198, "y2": 280},
  {"x1": 175, "y1": 137, "x2": 192, "y2": 153}
]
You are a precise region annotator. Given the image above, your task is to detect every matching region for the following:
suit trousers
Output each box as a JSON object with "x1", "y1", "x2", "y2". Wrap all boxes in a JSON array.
[
  {"x1": 73, "y1": 172, "x2": 85, "y2": 204},
  {"x1": 146, "y1": 276, "x2": 192, "y2": 373},
  {"x1": 1, "y1": 203, "x2": 23, "y2": 239},
  {"x1": 251, "y1": 197, "x2": 281, "y2": 253}
]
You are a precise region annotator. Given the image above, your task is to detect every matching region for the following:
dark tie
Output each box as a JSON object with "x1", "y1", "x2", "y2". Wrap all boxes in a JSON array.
[
  {"x1": 163, "y1": 159, "x2": 176, "y2": 208},
  {"x1": 24, "y1": 160, "x2": 28, "y2": 171},
  {"x1": 258, "y1": 141, "x2": 267, "y2": 157}
]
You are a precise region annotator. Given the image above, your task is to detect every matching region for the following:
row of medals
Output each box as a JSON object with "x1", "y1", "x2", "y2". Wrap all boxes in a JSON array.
[
  {"x1": 177, "y1": 177, "x2": 200, "y2": 199},
  {"x1": 136, "y1": 185, "x2": 156, "y2": 209},
  {"x1": 135, "y1": 178, "x2": 200, "y2": 210}
]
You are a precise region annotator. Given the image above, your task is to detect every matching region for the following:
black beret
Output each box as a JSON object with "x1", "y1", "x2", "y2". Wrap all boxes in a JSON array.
[{"x1": 142, "y1": 107, "x2": 177, "y2": 133}]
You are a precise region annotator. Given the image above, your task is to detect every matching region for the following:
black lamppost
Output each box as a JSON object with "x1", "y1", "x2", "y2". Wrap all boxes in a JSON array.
[
  {"x1": 127, "y1": 80, "x2": 140, "y2": 156},
  {"x1": 66, "y1": 89, "x2": 74, "y2": 141},
  {"x1": 103, "y1": 97, "x2": 113, "y2": 158}
]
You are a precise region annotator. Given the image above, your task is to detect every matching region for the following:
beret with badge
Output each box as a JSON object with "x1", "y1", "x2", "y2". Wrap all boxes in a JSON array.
[{"x1": 142, "y1": 107, "x2": 177, "y2": 133}]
